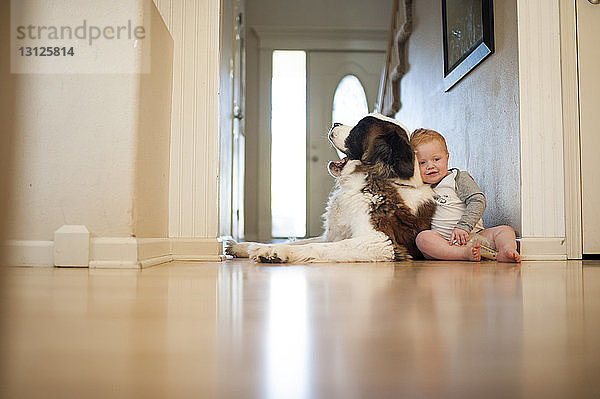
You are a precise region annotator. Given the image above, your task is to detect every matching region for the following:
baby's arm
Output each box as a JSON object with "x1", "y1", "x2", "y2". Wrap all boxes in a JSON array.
[{"x1": 454, "y1": 171, "x2": 486, "y2": 236}]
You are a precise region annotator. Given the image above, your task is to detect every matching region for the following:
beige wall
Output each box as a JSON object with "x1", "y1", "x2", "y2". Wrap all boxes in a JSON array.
[
  {"x1": 2, "y1": 1, "x2": 173, "y2": 242},
  {"x1": 3, "y1": 0, "x2": 225, "y2": 265},
  {"x1": 1, "y1": 0, "x2": 15, "y2": 279},
  {"x1": 1, "y1": 0, "x2": 16, "y2": 243},
  {"x1": 8, "y1": 74, "x2": 138, "y2": 240},
  {"x1": 135, "y1": 4, "x2": 174, "y2": 238},
  {"x1": 394, "y1": 0, "x2": 521, "y2": 233}
]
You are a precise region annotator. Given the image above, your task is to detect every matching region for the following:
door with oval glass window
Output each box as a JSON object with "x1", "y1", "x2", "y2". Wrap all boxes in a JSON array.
[{"x1": 306, "y1": 51, "x2": 385, "y2": 237}]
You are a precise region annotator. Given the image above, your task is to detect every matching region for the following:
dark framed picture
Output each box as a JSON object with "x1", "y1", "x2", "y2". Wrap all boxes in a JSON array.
[{"x1": 442, "y1": 0, "x2": 494, "y2": 91}]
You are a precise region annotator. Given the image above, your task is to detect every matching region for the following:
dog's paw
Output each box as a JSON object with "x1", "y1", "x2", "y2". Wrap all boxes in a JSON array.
[
  {"x1": 248, "y1": 244, "x2": 290, "y2": 264},
  {"x1": 224, "y1": 240, "x2": 253, "y2": 258}
]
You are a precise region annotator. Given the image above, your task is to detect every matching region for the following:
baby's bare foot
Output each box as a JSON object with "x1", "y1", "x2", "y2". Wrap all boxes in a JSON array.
[
  {"x1": 464, "y1": 243, "x2": 481, "y2": 262},
  {"x1": 497, "y1": 248, "x2": 521, "y2": 263}
]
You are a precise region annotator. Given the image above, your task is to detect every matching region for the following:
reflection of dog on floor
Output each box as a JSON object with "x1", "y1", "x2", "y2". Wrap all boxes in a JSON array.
[{"x1": 226, "y1": 114, "x2": 436, "y2": 263}]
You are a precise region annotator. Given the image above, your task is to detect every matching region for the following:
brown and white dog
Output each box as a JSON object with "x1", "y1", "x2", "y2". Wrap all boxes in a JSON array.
[{"x1": 226, "y1": 114, "x2": 436, "y2": 263}]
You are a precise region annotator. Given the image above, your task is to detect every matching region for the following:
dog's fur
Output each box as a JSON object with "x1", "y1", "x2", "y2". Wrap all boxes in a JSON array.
[{"x1": 226, "y1": 114, "x2": 436, "y2": 263}]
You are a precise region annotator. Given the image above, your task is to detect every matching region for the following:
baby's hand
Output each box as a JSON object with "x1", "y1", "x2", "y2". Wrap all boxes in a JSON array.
[{"x1": 450, "y1": 228, "x2": 469, "y2": 246}]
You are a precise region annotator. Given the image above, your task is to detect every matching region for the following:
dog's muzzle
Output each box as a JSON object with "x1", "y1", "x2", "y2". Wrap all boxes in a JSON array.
[
  {"x1": 328, "y1": 123, "x2": 351, "y2": 153},
  {"x1": 328, "y1": 122, "x2": 351, "y2": 177}
]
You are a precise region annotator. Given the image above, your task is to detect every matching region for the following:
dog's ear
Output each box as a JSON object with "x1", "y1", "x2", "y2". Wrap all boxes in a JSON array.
[{"x1": 363, "y1": 127, "x2": 414, "y2": 179}]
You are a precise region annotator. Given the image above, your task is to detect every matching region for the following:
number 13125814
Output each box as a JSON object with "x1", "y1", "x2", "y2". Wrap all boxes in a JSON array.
[{"x1": 18, "y1": 47, "x2": 75, "y2": 56}]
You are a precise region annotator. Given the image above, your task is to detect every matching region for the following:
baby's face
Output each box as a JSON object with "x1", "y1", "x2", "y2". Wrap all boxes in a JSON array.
[{"x1": 415, "y1": 141, "x2": 450, "y2": 184}]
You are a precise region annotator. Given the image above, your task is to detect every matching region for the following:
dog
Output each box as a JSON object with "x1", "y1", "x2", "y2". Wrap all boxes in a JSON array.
[{"x1": 226, "y1": 114, "x2": 436, "y2": 263}]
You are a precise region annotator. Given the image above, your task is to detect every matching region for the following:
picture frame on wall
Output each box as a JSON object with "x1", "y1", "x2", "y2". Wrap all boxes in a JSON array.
[{"x1": 442, "y1": 0, "x2": 494, "y2": 91}]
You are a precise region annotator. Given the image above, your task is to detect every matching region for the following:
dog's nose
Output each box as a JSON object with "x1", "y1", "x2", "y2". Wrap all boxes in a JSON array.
[{"x1": 333, "y1": 122, "x2": 342, "y2": 128}]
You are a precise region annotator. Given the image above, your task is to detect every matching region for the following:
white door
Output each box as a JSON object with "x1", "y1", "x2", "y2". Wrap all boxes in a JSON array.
[
  {"x1": 306, "y1": 51, "x2": 384, "y2": 237},
  {"x1": 219, "y1": 0, "x2": 245, "y2": 241},
  {"x1": 577, "y1": 0, "x2": 600, "y2": 254}
]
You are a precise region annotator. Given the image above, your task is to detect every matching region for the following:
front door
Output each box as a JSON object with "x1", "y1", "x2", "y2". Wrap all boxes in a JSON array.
[{"x1": 306, "y1": 51, "x2": 384, "y2": 237}]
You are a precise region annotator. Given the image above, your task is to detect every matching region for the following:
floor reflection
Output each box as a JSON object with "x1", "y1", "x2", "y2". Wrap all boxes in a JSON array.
[
  {"x1": 265, "y1": 270, "x2": 309, "y2": 399},
  {"x1": 521, "y1": 262, "x2": 600, "y2": 398},
  {"x1": 216, "y1": 261, "x2": 600, "y2": 399},
  {"x1": 3, "y1": 261, "x2": 598, "y2": 398},
  {"x1": 216, "y1": 263, "x2": 518, "y2": 398}
]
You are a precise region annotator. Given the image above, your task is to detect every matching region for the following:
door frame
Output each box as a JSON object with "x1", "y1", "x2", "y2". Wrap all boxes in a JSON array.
[
  {"x1": 520, "y1": 0, "x2": 582, "y2": 259},
  {"x1": 515, "y1": 0, "x2": 584, "y2": 260},
  {"x1": 253, "y1": 27, "x2": 387, "y2": 241},
  {"x1": 558, "y1": 0, "x2": 582, "y2": 259}
]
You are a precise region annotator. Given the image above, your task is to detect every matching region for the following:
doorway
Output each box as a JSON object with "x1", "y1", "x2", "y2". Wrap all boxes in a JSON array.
[
  {"x1": 244, "y1": 26, "x2": 387, "y2": 242},
  {"x1": 258, "y1": 49, "x2": 384, "y2": 241},
  {"x1": 306, "y1": 51, "x2": 384, "y2": 237}
]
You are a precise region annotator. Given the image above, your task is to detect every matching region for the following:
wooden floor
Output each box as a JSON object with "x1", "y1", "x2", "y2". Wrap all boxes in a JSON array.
[{"x1": 1, "y1": 259, "x2": 599, "y2": 399}]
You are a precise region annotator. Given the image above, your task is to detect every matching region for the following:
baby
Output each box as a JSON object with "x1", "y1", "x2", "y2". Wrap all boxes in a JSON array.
[{"x1": 410, "y1": 128, "x2": 521, "y2": 263}]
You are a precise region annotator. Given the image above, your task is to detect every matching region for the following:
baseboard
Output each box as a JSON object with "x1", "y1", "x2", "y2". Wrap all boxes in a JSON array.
[
  {"x1": 2, "y1": 235, "x2": 223, "y2": 269},
  {"x1": 90, "y1": 237, "x2": 224, "y2": 267},
  {"x1": 88, "y1": 260, "x2": 142, "y2": 269},
  {"x1": 88, "y1": 237, "x2": 175, "y2": 269},
  {"x1": 137, "y1": 238, "x2": 173, "y2": 268},
  {"x1": 3, "y1": 236, "x2": 568, "y2": 265},
  {"x1": 171, "y1": 237, "x2": 224, "y2": 261},
  {"x1": 520, "y1": 237, "x2": 567, "y2": 260},
  {"x1": 89, "y1": 237, "x2": 141, "y2": 269},
  {"x1": 0, "y1": 240, "x2": 54, "y2": 267}
]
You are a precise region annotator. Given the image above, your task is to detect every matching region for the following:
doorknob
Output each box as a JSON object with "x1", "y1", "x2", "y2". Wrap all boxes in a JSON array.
[
  {"x1": 233, "y1": 105, "x2": 244, "y2": 120},
  {"x1": 589, "y1": 0, "x2": 600, "y2": 4}
]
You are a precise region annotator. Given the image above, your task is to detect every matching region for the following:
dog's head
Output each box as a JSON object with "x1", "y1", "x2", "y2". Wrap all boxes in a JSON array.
[{"x1": 327, "y1": 114, "x2": 415, "y2": 179}]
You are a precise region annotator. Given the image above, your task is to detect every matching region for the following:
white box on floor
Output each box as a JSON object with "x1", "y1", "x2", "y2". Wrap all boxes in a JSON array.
[{"x1": 54, "y1": 225, "x2": 90, "y2": 267}]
